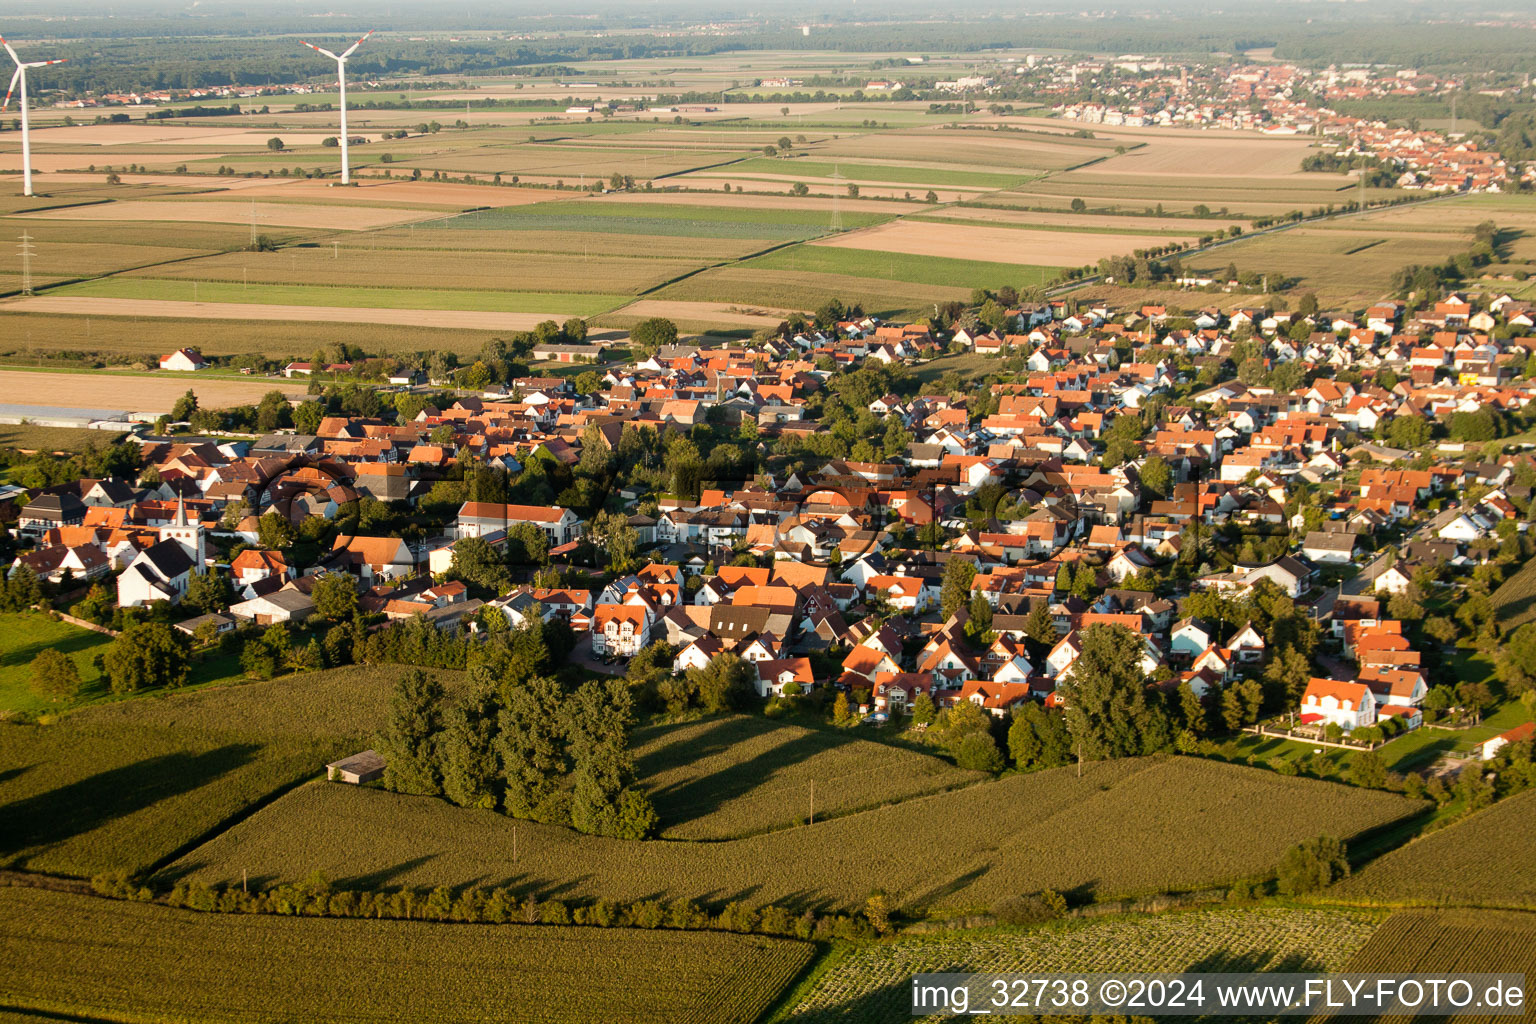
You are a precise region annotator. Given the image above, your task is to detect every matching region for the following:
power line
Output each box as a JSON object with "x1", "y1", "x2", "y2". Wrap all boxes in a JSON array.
[{"x1": 18, "y1": 231, "x2": 35, "y2": 296}]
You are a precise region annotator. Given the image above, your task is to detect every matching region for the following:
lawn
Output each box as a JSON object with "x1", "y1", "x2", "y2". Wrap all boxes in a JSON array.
[
  {"x1": 0, "y1": 887, "x2": 813, "y2": 1024},
  {"x1": 0, "y1": 612, "x2": 115, "y2": 716},
  {"x1": 633, "y1": 713, "x2": 984, "y2": 839},
  {"x1": 0, "y1": 665, "x2": 405, "y2": 877},
  {"x1": 167, "y1": 756, "x2": 1425, "y2": 914},
  {"x1": 53, "y1": 277, "x2": 630, "y2": 316},
  {"x1": 787, "y1": 907, "x2": 1385, "y2": 1022},
  {"x1": 746, "y1": 243, "x2": 1055, "y2": 290}
]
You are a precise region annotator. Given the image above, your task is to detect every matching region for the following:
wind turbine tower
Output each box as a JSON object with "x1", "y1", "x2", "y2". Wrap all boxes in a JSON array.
[
  {"x1": 301, "y1": 30, "x2": 373, "y2": 185},
  {"x1": 2, "y1": 35, "x2": 68, "y2": 198}
]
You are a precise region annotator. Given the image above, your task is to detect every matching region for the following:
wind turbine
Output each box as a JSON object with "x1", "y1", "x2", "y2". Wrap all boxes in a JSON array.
[
  {"x1": 301, "y1": 30, "x2": 372, "y2": 185},
  {"x1": 2, "y1": 35, "x2": 68, "y2": 198}
]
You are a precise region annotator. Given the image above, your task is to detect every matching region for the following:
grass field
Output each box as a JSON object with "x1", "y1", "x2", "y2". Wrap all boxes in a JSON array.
[
  {"x1": 633, "y1": 714, "x2": 985, "y2": 839},
  {"x1": 425, "y1": 199, "x2": 890, "y2": 239},
  {"x1": 1312, "y1": 908, "x2": 1536, "y2": 1024},
  {"x1": 53, "y1": 277, "x2": 629, "y2": 316},
  {"x1": 788, "y1": 907, "x2": 1385, "y2": 1022},
  {"x1": 743, "y1": 244, "x2": 1055, "y2": 290},
  {"x1": 0, "y1": 665, "x2": 405, "y2": 877},
  {"x1": 167, "y1": 757, "x2": 1425, "y2": 912},
  {"x1": 1491, "y1": 554, "x2": 1536, "y2": 627},
  {"x1": 0, "y1": 424, "x2": 127, "y2": 453},
  {"x1": 1330, "y1": 790, "x2": 1536, "y2": 910},
  {"x1": 0, "y1": 612, "x2": 116, "y2": 716},
  {"x1": 0, "y1": 887, "x2": 813, "y2": 1024}
]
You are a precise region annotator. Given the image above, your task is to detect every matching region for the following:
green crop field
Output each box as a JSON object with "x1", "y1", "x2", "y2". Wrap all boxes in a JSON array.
[
  {"x1": 0, "y1": 311, "x2": 506, "y2": 361},
  {"x1": 0, "y1": 887, "x2": 813, "y2": 1024},
  {"x1": 1312, "y1": 909, "x2": 1536, "y2": 1024},
  {"x1": 168, "y1": 757, "x2": 1425, "y2": 913},
  {"x1": 0, "y1": 665, "x2": 408, "y2": 877},
  {"x1": 123, "y1": 247, "x2": 704, "y2": 296},
  {"x1": 0, "y1": 424, "x2": 127, "y2": 454},
  {"x1": 729, "y1": 158, "x2": 1031, "y2": 189},
  {"x1": 788, "y1": 907, "x2": 1385, "y2": 1022},
  {"x1": 1491, "y1": 555, "x2": 1536, "y2": 627},
  {"x1": 53, "y1": 277, "x2": 630, "y2": 316},
  {"x1": 745, "y1": 243, "x2": 1057, "y2": 289},
  {"x1": 647, "y1": 265, "x2": 969, "y2": 318},
  {"x1": 1330, "y1": 790, "x2": 1536, "y2": 910},
  {"x1": 354, "y1": 224, "x2": 774, "y2": 260},
  {"x1": 633, "y1": 714, "x2": 985, "y2": 839},
  {"x1": 423, "y1": 200, "x2": 889, "y2": 239},
  {"x1": 0, "y1": 612, "x2": 116, "y2": 716}
]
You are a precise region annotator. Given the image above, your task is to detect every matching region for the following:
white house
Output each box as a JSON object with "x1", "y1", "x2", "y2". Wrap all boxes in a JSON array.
[
  {"x1": 1300, "y1": 678, "x2": 1377, "y2": 732},
  {"x1": 591, "y1": 603, "x2": 651, "y2": 658},
  {"x1": 159, "y1": 348, "x2": 209, "y2": 372},
  {"x1": 454, "y1": 501, "x2": 584, "y2": 546}
]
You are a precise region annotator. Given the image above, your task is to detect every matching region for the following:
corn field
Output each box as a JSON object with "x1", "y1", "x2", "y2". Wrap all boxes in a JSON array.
[
  {"x1": 169, "y1": 757, "x2": 1424, "y2": 913},
  {"x1": 0, "y1": 886, "x2": 813, "y2": 1024},
  {"x1": 788, "y1": 907, "x2": 1385, "y2": 1023},
  {"x1": 1332, "y1": 789, "x2": 1536, "y2": 909}
]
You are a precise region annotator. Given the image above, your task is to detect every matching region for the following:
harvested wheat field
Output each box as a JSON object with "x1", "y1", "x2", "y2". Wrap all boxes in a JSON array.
[
  {"x1": 222, "y1": 180, "x2": 564, "y2": 208},
  {"x1": 1085, "y1": 134, "x2": 1321, "y2": 177},
  {"x1": 2, "y1": 296, "x2": 586, "y2": 331},
  {"x1": 0, "y1": 153, "x2": 215, "y2": 173},
  {"x1": 0, "y1": 369, "x2": 307, "y2": 412},
  {"x1": 614, "y1": 299, "x2": 807, "y2": 327},
  {"x1": 928, "y1": 205, "x2": 1250, "y2": 233},
  {"x1": 17, "y1": 200, "x2": 433, "y2": 231},
  {"x1": 812, "y1": 220, "x2": 1197, "y2": 266},
  {"x1": 10, "y1": 124, "x2": 317, "y2": 147}
]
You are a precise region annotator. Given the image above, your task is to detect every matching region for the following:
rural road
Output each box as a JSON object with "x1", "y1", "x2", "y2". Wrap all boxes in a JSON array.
[{"x1": 1, "y1": 296, "x2": 579, "y2": 332}]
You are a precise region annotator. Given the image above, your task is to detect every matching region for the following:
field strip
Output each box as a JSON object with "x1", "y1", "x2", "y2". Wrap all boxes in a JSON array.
[
  {"x1": 14, "y1": 200, "x2": 440, "y2": 231},
  {"x1": 613, "y1": 299, "x2": 807, "y2": 326},
  {"x1": 810, "y1": 219, "x2": 1201, "y2": 265},
  {"x1": 1, "y1": 296, "x2": 594, "y2": 331},
  {"x1": 0, "y1": 368, "x2": 309, "y2": 412}
]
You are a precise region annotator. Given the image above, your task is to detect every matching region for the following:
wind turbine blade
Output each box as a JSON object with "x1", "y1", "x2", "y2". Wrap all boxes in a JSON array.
[
  {"x1": 2, "y1": 67, "x2": 18, "y2": 113},
  {"x1": 340, "y1": 29, "x2": 374, "y2": 59},
  {"x1": 0, "y1": 36, "x2": 20, "y2": 67},
  {"x1": 29, "y1": 58, "x2": 66, "y2": 68},
  {"x1": 302, "y1": 41, "x2": 340, "y2": 60}
]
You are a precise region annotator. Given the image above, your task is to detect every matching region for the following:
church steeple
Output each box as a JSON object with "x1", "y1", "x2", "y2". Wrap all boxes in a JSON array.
[{"x1": 161, "y1": 490, "x2": 206, "y2": 572}]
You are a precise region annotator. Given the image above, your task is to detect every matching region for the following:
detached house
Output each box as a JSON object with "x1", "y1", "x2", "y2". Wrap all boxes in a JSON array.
[
  {"x1": 454, "y1": 501, "x2": 584, "y2": 546},
  {"x1": 591, "y1": 604, "x2": 651, "y2": 658},
  {"x1": 1299, "y1": 678, "x2": 1377, "y2": 732}
]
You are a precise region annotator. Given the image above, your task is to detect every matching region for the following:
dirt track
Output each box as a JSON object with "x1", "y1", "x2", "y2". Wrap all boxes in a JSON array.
[
  {"x1": 2, "y1": 296, "x2": 577, "y2": 331},
  {"x1": 612, "y1": 299, "x2": 806, "y2": 326}
]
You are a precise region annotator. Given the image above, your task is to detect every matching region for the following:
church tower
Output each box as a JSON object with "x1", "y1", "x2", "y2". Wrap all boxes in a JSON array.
[{"x1": 160, "y1": 493, "x2": 207, "y2": 572}]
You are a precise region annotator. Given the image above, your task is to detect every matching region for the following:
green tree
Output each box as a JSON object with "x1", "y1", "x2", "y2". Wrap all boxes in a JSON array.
[
  {"x1": 266, "y1": 137, "x2": 284, "y2": 151},
  {"x1": 293, "y1": 401, "x2": 324, "y2": 435},
  {"x1": 574, "y1": 371, "x2": 604, "y2": 396},
  {"x1": 377, "y1": 668, "x2": 446, "y2": 796},
  {"x1": 29, "y1": 648, "x2": 81, "y2": 702},
  {"x1": 1139, "y1": 456, "x2": 1172, "y2": 499},
  {"x1": 1024, "y1": 600, "x2": 1056, "y2": 648},
  {"x1": 440, "y1": 684, "x2": 504, "y2": 809},
  {"x1": 496, "y1": 674, "x2": 570, "y2": 821},
  {"x1": 103, "y1": 621, "x2": 190, "y2": 694},
  {"x1": 590, "y1": 511, "x2": 639, "y2": 574},
  {"x1": 448, "y1": 536, "x2": 511, "y2": 592},
  {"x1": 311, "y1": 573, "x2": 359, "y2": 621},
  {"x1": 183, "y1": 569, "x2": 233, "y2": 615},
  {"x1": 952, "y1": 730, "x2": 1005, "y2": 772},
  {"x1": 685, "y1": 653, "x2": 754, "y2": 713},
  {"x1": 255, "y1": 391, "x2": 292, "y2": 432},
  {"x1": 630, "y1": 317, "x2": 678, "y2": 358},
  {"x1": 832, "y1": 692, "x2": 852, "y2": 725},
  {"x1": 171, "y1": 389, "x2": 198, "y2": 421},
  {"x1": 1059, "y1": 625, "x2": 1171, "y2": 759},
  {"x1": 1008, "y1": 708, "x2": 1041, "y2": 767},
  {"x1": 910, "y1": 691, "x2": 936, "y2": 725},
  {"x1": 257, "y1": 512, "x2": 297, "y2": 550},
  {"x1": 1276, "y1": 836, "x2": 1350, "y2": 895},
  {"x1": 940, "y1": 556, "x2": 978, "y2": 621}
]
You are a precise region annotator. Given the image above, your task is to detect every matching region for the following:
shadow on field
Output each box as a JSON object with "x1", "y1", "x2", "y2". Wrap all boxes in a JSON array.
[
  {"x1": 787, "y1": 980, "x2": 915, "y2": 1024},
  {"x1": 0, "y1": 744, "x2": 259, "y2": 859},
  {"x1": 0, "y1": 624, "x2": 110, "y2": 672},
  {"x1": 638, "y1": 717, "x2": 861, "y2": 831},
  {"x1": 0, "y1": 764, "x2": 33, "y2": 786},
  {"x1": 340, "y1": 854, "x2": 441, "y2": 891}
]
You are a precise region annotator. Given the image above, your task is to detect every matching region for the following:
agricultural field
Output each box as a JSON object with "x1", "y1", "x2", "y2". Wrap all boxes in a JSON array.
[
  {"x1": 1491, "y1": 553, "x2": 1536, "y2": 628},
  {"x1": 0, "y1": 665, "x2": 405, "y2": 877},
  {"x1": 640, "y1": 265, "x2": 970, "y2": 322},
  {"x1": 787, "y1": 907, "x2": 1385, "y2": 1023},
  {"x1": 0, "y1": 369, "x2": 307, "y2": 415},
  {"x1": 1330, "y1": 790, "x2": 1536, "y2": 910},
  {"x1": 809, "y1": 219, "x2": 1199, "y2": 267},
  {"x1": 0, "y1": 887, "x2": 813, "y2": 1024},
  {"x1": 0, "y1": 424, "x2": 127, "y2": 454},
  {"x1": 168, "y1": 757, "x2": 1424, "y2": 912},
  {"x1": 0, "y1": 612, "x2": 115, "y2": 716},
  {"x1": 743, "y1": 242, "x2": 1052, "y2": 291},
  {"x1": 633, "y1": 714, "x2": 985, "y2": 839},
  {"x1": 1312, "y1": 908, "x2": 1536, "y2": 1024}
]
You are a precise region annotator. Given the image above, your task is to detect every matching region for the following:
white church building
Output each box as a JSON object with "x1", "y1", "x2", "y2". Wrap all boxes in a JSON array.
[{"x1": 117, "y1": 496, "x2": 208, "y2": 608}]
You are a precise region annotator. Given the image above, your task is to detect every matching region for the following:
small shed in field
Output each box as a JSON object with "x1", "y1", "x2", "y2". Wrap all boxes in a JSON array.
[{"x1": 327, "y1": 749, "x2": 385, "y2": 784}]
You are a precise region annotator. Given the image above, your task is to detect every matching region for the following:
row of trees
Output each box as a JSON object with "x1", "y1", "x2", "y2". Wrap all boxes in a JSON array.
[{"x1": 377, "y1": 663, "x2": 659, "y2": 840}]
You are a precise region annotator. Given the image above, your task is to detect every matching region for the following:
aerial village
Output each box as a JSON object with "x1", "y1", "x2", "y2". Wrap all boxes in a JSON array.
[{"x1": 9, "y1": 287, "x2": 1536, "y2": 764}]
